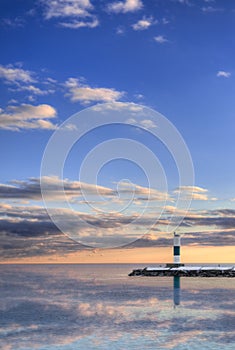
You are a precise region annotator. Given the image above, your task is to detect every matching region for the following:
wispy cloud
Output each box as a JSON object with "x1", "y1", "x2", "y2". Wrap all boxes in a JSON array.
[
  {"x1": 116, "y1": 181, "x2": 171, "y2": 202},
  {"x1": 60, "y1": 17, "x2": 99, "y2": 28},
  {"x1": 116, "y1": 26, "x2": 125, "y2": 35},
  {"x1": 0, "y1": 104, "x2": 57, "y2": 131},
  {"x1": 92, "y1": 101, "x2": 144, "y2": 113},
  {"x1": 217, "y1": 70, "x2": 231, "y2": 78},
  {"x1": 174, "y1": 186, "x2": 210, "y2": 201},
  {"x1": 40, "y1": 0, "x2": 99, "y2": 30},
  {"x1": 0, "y1": 176, "x2": 170, "y2": 204},
  {"x1": 0, "y1": 64, "x2": 35, "y2": 84},
  {"x1": 107, "y1": 0, "x2": 143, "y2": 14},
  {"x1": 64, "y1": 77, "x2": 125, "y2": 104},
  {"x1": 176, "y1": 0, "x2": 192, "y2": 6},
  {"x1": 126, "y1": 117, "x2": 157, "y2": 129},
  {"x1": 202, "y1": 6, "x2": 223, "y2": 13},
  {"x1": 132, "y1": 16, "x2": 156, "y2": 31},
  {"x1": 154, "y1": 35, "x2": 168, "y2": 44},
  {"x1": 14, "y1": 84, "x2": 55, "y2": 97},
  {"x1": 41, "y1": 0, "x2": 94, "y2": 19},
  {"x1": 0, "y1": 176, "x2": 115, "y2": 200},
  {"x1": 1, "y1": 17, "x2": 25, "y2": 28},
  {"x1": 0, "y1": 64, "x2": 55, "y2": 100}
]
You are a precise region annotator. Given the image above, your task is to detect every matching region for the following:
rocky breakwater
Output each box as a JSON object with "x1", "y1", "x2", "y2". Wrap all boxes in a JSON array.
[{"x1": 129, "y1": 266, "x2": 235, "y2": 277}]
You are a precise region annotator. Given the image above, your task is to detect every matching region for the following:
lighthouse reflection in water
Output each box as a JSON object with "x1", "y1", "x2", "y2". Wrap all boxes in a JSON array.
[{"x1": 174, "y1": 276, "x2": 181, "y2": 306}]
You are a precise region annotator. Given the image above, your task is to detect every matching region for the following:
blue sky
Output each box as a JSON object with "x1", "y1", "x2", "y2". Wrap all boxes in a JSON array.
[{"x1": 0, "y1": 0, "x2": 235, "y2": 254}]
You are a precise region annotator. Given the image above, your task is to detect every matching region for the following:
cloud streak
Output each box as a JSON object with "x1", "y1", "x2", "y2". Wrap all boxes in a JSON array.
[
  {"x1": 154, "y1": 35, "x2": 168, "y2": 43},
  {"x1": 41, "y1": 0, "x2": 94, "y2": 19},
  {"x1": 132, "y1": 16, "x2": 155, "y2": 31},
  {"x1": 0, "y1": 104, "x2": 57, "y2": 131},
  {"x1": 64, "y1": 77, "x2": 125, "y2": 103},
  {"x1": 174, "y1": 186, "x2": 211, "y2": 201},
  {"x1": 217, "y1": 70, "x2": 231, "y2": 78},
  {"x1": 60, "y1": 17, "x2": 99, "y2": 28},
  {"x1": 0, "y1": 65, "x2": 35, "y2": 83},
  {"x1": 107, "y1": 0, "x2": 143, "y2": 14}
]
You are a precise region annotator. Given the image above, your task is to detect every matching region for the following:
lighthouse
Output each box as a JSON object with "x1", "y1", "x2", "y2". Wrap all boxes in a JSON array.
[{"x1": 173, "y1": 232, "x2": 181, "y2": 264}]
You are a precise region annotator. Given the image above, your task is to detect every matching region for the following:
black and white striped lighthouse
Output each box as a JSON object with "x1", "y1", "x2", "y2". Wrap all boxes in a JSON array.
[{"x1": 173, "y1": 232, "x2": 181, "y2": 264}]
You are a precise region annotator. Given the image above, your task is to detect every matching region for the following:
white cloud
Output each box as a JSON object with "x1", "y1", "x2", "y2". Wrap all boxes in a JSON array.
[
  {"x1": 0, "y1": 104, "x2": 57, "y2": 131},
  {"x1": 41, "y1": 0, "x2": 94, "y2": 19},
  {"x1": 116, "y1": 26, "x2": 125, "y2": 35},
  {"x1": 2, "y1": 17, "x2": 25, "y2": 28},
  {"x1": 154, "y1": 35, "x2": 168, "y2": 43},
  {"x1": 217, "y1": 71, "x2": 231, "y2": 78},
  {"x1": 92, "y1": 101, "x2": 144, "y2": 112},
  {"x1": 41, "y1": 176, "x2": 115, "y2": 201},
  {"x1": 107, "y1": 0, "x2": 143, "y2": 14},
  {"x1": 191, "y1": 192, "x2": 209, "y2": 201},
  {"x1": 134, "y1": 93, "x2": 144, "y2": 99},
  {"x1": 0, "y1": 176, "x2": 114, "y2": 201},
  {"x1": 202, "y1": 6, "x2": 223, "y2": 13},
  {"x1": 178, "y1": 0, "x2": 191, "y2": 4},
  {"x1": 117, "y1": 182, "x2": 170, "y2": 201},
  {"x1": 126, "y1": 117, "x2": 157, "y2": 129},
  {"x1": 132, "y1": 16, "x2": 155, "y2": 31},
  {"x1": 174, "y1": 186, "x2": 210, "y2": 201},
  {"x1": 0, "y1": 65, "x2": 35, "y2": 83},
  {"x1": 162, "y1": 18, "x2": 170, "y2": 25},
  {"x1": 176, "y1": 186, "x2": 208, "y2": 193},
  {"x1": 14, "y1": 84, "x2": 55, "y2": 96},
  {"x1": 60, "y1": 17, "x2": 99, "y2": 28},
  {"x1": 64, "y1": 78, "x2": 125, "y2": 104}
]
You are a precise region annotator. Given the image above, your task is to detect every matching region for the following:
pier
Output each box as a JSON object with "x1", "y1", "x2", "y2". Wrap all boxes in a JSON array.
[
  {"x1": 129, "y1": 265, "x2": 235, "y2": 277},
  {"x1": 129, "y1": 233, "x2": 235, "y2": 278}
]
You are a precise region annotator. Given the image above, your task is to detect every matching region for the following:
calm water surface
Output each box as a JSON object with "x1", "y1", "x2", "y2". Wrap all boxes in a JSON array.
[{"x1": 0, "y1": 264, "x2": 234, "y2": 350}]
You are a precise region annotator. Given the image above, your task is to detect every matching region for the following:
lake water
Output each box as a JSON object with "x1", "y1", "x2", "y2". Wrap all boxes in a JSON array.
[{"x1": 0, "y1": 264, "x2": 234, "y2": 350}]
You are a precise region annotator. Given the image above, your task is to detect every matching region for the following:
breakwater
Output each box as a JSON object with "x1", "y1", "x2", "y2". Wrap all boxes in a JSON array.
[{"x1": 129, "y1": 265, "x2": 235, "y2": 277}]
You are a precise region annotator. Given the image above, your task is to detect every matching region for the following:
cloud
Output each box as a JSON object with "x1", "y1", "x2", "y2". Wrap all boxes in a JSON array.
[
  {"x1": 117, "y1": 181, "x2": 171, "y2": 201},
  {"x1": 132, "y1": 16, "x2": 155, "y2": 31},
  {"x1": 190, "y1": 193, "x2": 209, "y2": 200},
  {"x1": 92, "y1": 101, "x2": 144, "y2": 112},
  {"x1": 0, "y1": 64, "x2": 56, "y2": 100},
  {"x1": 1, "y1": 194, "x2": 235, "y2": 258},
  {"x1": 177, "y1": 0, "x2": 191, "y2": 4},
  {"x1": 1, "y1": 176, "x2": 235, "y2": 253},
  {"x1": 126, "y1": 117, "x2": 157, "y2": 129},
  {"x1": 14, "y1": 84, "x2": 55, "y2": 96},
  {"x1": 41, "y1": 0, "x2": 94, "y2": 19},
  {"x1": 217, "y1": 71, "x2": 231, "y2": 78},
  {"x1": 0, "y1": 65, "x2": 35, "y2": 84},
  {"x1": 116, "y1": 26, "x2": 125, "y2": 35},
  {"x1": 0, "y1": 104, "x2": 57, "y2": 131},
  {"x1": 0, "y1": 176, "x2": 114, "y2": 201},
  {"x1": 60, "y1": 17, "x2": 99, "y2": 28},
  {"x1": 64, "y1": 78, "x2": 125, "y2": 103},
  {"x1": 1, "y1": 17, "x2": 25, "y2": 28},
  {"x1": 174, "y1": 186, "x2": 210, "y2": 201},
  {"x1": 177, "y1": 186, "x2": 208, "y2": 193},
  {"x1": 202, "y1": 6, "x2": 223, "y2": 13},
  {"x1": 154, "y1": 35, "x2": 168, "y2": 43},
  {"x1": 107, "y1": 0, "x2": 143, "y2": 14}
]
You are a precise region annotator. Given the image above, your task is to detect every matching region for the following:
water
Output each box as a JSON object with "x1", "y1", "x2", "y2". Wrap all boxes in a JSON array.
[{"x1": 0, "y1": 264, "x2": 234, "y2": 350}]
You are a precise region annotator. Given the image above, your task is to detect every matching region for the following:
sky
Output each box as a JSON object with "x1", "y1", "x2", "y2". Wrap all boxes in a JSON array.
[{"x1": 0, "y1": 0, "x2": 235, "y2": 261}]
